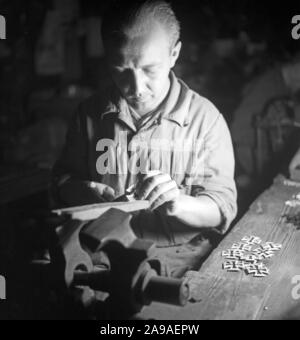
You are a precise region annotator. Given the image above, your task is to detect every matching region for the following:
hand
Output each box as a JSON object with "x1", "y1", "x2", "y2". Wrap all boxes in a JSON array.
[
  {"x1": 135, "y1": 171, "x2": 180, "y2": 215},
  {"x1": 85, "y1": 181, "x2": 116, "y2": 202},
  {"x1": 59, "y1": 179, "x2": 116, "y2": 206},
  {"x1": 289, "y1": 149, "x2": 300, "y2": 181}
]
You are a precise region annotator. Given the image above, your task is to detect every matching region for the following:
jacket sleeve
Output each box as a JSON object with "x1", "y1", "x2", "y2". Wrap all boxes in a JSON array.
[{"x1": 192, "y1": 113, "x2": 237, "y2": 234}]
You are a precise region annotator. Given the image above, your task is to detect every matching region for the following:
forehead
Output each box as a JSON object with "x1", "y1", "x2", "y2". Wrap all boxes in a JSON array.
[{"x1": 106, "y1": 24, "x2": 171, "y2": 67}]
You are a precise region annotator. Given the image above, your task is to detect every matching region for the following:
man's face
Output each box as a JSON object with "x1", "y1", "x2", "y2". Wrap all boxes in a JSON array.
[{"x1": 106, "y1": 23, "x2": 181, "y2": 115}]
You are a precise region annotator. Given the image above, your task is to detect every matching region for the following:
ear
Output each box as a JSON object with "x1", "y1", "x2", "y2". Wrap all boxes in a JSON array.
[{"x1": 170, "y1": 41, "x2": 182, "y2": 68}]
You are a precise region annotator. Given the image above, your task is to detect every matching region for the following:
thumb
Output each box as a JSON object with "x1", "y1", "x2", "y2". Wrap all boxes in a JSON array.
[
  {"x1": 102, "y1": 186, "x2": 116, "y2": 202},
  {"x1": 88, "y1": 182, "x2": 116, "y2": 202}
]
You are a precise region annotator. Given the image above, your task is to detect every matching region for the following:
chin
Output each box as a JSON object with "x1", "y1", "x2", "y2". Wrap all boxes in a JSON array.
[{"x1": 134, "y1": 102, "x2": 152, "y2": 111}]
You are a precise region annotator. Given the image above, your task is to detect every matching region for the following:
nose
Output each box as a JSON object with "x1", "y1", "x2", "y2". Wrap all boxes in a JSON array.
[{"x1": 128, "y1": 70, "x2": 145, "y2": 97}]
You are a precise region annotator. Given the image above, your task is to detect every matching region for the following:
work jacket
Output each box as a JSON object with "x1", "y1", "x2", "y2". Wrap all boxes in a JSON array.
[{"x1": 53, "y1": 72, "x2": 237, "y2": 248}]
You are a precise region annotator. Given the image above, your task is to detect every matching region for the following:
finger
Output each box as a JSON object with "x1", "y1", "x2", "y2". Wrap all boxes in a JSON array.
[
  {"x1": 147, "y1": 180, "x2": 178, "y2": 205},
  {"x1": 136, "y1": 172, "x2": 166, "y2": 199},
  {"x1": 89, "y1": 182, "x2": 115, "y2": 202},
  {"x1": 93, "y1": 182, "x2": 112, "y2": 195},
  {"x1": 150, "y1": 187, "x2": 180, "y2": 211},
  {"x1": 136, "y1": 173, "x2": 171, "y2": 199},
  {"x1": 136, "y1": 170, "x2": 162, "y2": 194},
  {"x1": 102, "y1": 186, "x2": 116, "y2": 201},
  {"x1": 138, "y1": 170, "x2": 162, "y2": 182}
]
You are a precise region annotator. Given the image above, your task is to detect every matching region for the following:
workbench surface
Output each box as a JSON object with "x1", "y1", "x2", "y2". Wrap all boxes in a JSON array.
[{"x1": 137, "y1": 176, "x2": 300, "y2": 320}]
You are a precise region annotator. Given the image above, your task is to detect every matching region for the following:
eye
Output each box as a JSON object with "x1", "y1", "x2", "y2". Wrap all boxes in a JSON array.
[{"x1": 144, "y1": 66, "x2": 159, "y2": 75}]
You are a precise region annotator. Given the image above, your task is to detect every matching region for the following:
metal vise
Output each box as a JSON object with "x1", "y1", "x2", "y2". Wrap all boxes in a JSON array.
[{"x1": 45, "y1": 206, "x2": 189, "y2": 317}]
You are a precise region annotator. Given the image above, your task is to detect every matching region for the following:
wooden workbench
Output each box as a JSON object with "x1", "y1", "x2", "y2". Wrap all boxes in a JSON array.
[{"x1": 137, "y1": 175, "x2": 300, "y2": 320}]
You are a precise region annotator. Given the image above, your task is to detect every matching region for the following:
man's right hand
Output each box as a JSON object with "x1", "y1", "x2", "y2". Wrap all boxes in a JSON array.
[
  {"x1": 58, "y1": 179, "x2": 116, "y2": 206},
  {"x1": 84, "y1": 181, "x2": 116, "y2": 202}
]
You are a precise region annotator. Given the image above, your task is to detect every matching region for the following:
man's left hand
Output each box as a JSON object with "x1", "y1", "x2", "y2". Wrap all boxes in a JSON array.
[{"x1": 135, "y1": 171, "x2": 180, "y2": 215}]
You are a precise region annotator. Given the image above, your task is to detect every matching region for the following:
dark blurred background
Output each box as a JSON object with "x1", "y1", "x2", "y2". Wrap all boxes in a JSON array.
[{"x1": 0, "y1": 0, "x2": 299, "y2": 239}]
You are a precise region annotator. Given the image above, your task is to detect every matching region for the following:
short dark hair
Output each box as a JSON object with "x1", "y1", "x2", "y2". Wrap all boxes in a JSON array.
[{"x1": 101, "y1": 0, "x2": 180, "y2": 49}]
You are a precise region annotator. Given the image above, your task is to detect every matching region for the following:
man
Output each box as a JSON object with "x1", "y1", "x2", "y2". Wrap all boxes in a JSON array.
[{"x1": 53, "y1": 0, "x2": 237, "y2": 276}]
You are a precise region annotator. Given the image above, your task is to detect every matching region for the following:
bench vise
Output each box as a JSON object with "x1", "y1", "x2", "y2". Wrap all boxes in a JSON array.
[{"x1": 37, "y1": 205, "x2": 189, "y2": 318}]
